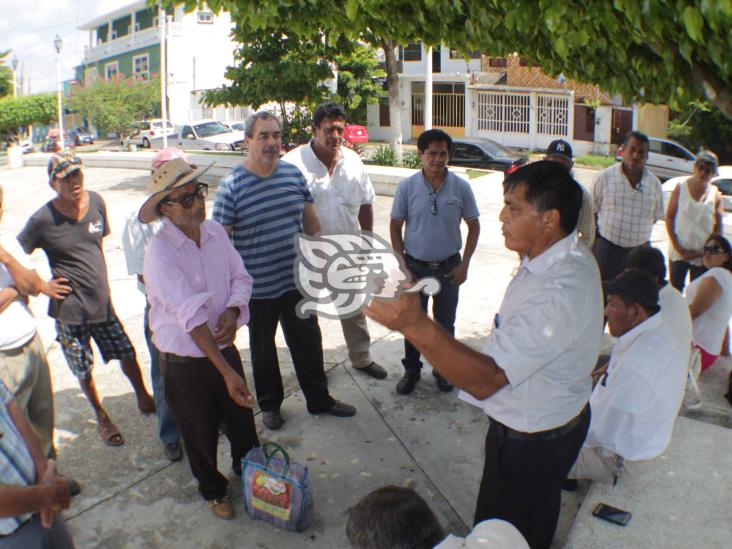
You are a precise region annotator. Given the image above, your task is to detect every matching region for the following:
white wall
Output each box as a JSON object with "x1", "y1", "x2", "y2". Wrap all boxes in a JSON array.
[{"x1": 399, "y1": 44, "x2": 481, "y2": 76}]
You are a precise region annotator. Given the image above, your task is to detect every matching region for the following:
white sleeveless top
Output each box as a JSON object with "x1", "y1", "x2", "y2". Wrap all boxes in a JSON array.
[
  {"x1": 686, "y1": 267, "x2": 732, "y2": 354},
  {"x1": 669, "y1": 180, "x2": 718, "y2": 265}
]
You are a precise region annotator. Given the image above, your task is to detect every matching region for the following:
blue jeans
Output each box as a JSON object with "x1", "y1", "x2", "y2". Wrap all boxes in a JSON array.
[
  {"x1": 144, "y1": 305, "x2": 180, "y2": 445},
  {"x1": 402, "y1": 254, "x2": 461, "y2": 374}
]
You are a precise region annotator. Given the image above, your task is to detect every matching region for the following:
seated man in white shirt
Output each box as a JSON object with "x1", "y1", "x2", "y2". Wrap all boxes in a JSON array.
[{"x1": 568, "y1": 269, "x2": 687, "y2": 483}]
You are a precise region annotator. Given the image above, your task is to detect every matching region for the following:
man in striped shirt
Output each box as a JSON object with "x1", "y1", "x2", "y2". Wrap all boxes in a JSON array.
[{"x1": 213, "y1": 112, "x2": 356, "y2": 431}]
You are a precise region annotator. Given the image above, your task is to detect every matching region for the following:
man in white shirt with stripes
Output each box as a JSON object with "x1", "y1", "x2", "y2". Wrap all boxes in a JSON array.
[
  {"x1": 367, "y1": 161, "x2": 602, "y2": 549},
  {"x1": 592, "y1": 131, "x2": 663, "y2": 281}
]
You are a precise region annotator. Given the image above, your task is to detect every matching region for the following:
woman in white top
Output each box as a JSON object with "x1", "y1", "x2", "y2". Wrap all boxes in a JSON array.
[
  {"x1": 666, "y1": 151, "x2": 723, "y2": 292},
  {"x1": 686, "y1": 234, "x2": 732, "y2": 373}
]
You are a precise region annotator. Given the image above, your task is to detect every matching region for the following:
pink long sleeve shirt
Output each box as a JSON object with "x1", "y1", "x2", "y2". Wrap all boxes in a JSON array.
[{"x1": 143, "y1": 218, "x2": 252, "y2": 357}]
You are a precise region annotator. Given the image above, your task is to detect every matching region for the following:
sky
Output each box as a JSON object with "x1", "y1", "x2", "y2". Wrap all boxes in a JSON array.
[{"x1": 0, "y1": 0, "x2": 136, "y2": 93}]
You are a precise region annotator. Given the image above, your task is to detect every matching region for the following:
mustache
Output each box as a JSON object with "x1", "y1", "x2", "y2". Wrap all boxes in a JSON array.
[{"x1": 263, "y1": 146, "x2": 279, "y2": 153}]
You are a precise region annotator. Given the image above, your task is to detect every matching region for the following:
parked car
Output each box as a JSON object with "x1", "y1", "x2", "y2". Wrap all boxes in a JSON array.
[
  {"x1": 662, "y1": 166, "x2": 732, "y2": 212},
  {"x1": 448, "y1": 137, "x2": 527, "y2": 172},
  {"x1": 134, "y1": 119, "x2": 176, "y2": 148},
  {"x1": 68, "y1": 127, "x2": 95, "y2": 146},
  {"x1": 19, "y1": 139, "x2": 33, "y2": 154},
  {"x1": 616, "y1": 137, "x2": 695, "y2": 181},
  {"x1": 41, "y1": 129, "x2": 72, "y2": 153},
  {"x1": 344, "y1": 125, "x2": 368, "y2": 144},
  {"x1": 230, "y1": 122, "x2": 247, "y2": 132},
  {"x1": 175, "y1": 120, "x2": 245, "y2": 151}
]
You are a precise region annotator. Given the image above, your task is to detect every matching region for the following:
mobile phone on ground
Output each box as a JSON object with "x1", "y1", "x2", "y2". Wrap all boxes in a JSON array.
[{"x1": 592, "y1": 503, "x2": 632, "y2": 526}]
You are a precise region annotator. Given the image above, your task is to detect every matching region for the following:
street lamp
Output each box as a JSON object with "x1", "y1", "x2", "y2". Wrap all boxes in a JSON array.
[{"x1": 54, "y1": 34, "x2": 65, "y2": 150}]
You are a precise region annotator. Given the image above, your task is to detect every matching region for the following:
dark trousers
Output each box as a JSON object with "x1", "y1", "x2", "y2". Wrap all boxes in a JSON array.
[
  {"x1": 669, "y1": 260, "x2": 706, "y2": 292},
  {"x1": 474, "y1": 406, "x2": 590, "y2": 549},
  {"x1": 0, "y1": 515, "x2": 73, "y2": 549},
  {"x1": 162, "y1": 346, "x2": 259, "y2": 501},
  {"x1": 402, "y1": 254, "x2": 460, "y2": 374},
  {"x1": 591, "y1": 235, "x2": 641, "y2": 282},
  {"x1": 247, "y1": 289, "x2": 335, "y2": 414}
]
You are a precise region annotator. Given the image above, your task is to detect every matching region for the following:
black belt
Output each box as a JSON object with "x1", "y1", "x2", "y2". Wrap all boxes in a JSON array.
[
  {"x1": 161, "y1": 346, "x2": 234, "y2": 365},
  {"x1": 494, "y1": 404, "x2": 589, "y2": 441},
  {"x1": 405, "y1": 253, "x2": 460, "y2": 270}
]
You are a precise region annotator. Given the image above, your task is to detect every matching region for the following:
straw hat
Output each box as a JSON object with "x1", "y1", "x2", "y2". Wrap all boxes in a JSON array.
[{"x1": 138, "y1": 158, "x2": 212, "y2": 223}]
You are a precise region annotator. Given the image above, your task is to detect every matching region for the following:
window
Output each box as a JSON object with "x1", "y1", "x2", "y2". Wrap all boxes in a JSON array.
[
  {"x1": 713, "y1": 179, "x2": 732, "y2": 196},
  {"x1": 449, "y1": 49, "x2": 481, "y2": 60},
  {"x1": 452, "y1": 143, "x2": 484, "y2": 161},
  {"x1": 133, "y1": 54, "x2": 149, "y2": 81},
  {"x1": 104, "y1": 62, "x2": 119, "y2": 80},
  {"x1": 197, "y1": 11, "x2": 214, "y2": 24},
  {"x1": 400, "y1": 43, "x2": 422, "y2": 61},
  {"x1": 648, "y1": 138, "x2": 663, "y2": 154},
  {"x1": 662, "y1": 142, "x2": 693, "y2": 160},
  {"x1": 180, "y1": 126, "x2": 194, "y2": 139},
  {"x1": 488, "y1": 58, "x2": 507, "y2": 68}
]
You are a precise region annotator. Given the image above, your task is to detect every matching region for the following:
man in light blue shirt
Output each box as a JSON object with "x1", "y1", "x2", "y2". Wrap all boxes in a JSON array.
[{"x1": 390, "y1": 129, "x2": 480, "y2": 395}]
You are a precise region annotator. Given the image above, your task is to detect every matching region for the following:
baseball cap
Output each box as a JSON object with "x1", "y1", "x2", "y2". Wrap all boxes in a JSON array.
[
  {"x1": 546, "y1": 139, "x2": 573, "y2": 160},
  {"x1": 151, "y1": 147, "x2": 194, "y2": 171},
  {"x1": 603, "y1": 269, "x2": 659, "y2": 309},
  {"x1": 47, "y1": 151, "x2": 82, "y2": 182}
]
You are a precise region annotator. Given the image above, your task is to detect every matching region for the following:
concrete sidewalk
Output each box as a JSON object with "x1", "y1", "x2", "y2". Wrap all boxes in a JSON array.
[{"x1": 0, "y1": 160, "x2": 729, "y2": 548}]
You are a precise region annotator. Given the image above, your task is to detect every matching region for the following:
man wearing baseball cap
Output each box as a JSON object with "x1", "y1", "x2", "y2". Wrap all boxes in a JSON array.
[
  {"x1": 544, "y1": 139, "x2": 596, "y2": 247},
  {"x1": 17, "y1": 152, "x2": 155, "y2": 448},
  {"x1": 121, "y1": 147, "x2": 190, "y2": 461},
  {"x1": 140, "y1": 158, "x2": 259, "y2": 520},
  {"x1": 567, "y1": 269, "x2": 686, "y2": 484}
]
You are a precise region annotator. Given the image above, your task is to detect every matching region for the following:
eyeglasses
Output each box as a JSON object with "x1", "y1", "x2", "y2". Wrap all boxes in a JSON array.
[
  {"x1": 164, "y1": 183, "x2": 208, "y2": 209},
  {"x1": 430, "y1": 191, "x2": 437, "y2": 215},
  {"x1": 703, "y1": 244, "x2": 726, "y2": 255}
]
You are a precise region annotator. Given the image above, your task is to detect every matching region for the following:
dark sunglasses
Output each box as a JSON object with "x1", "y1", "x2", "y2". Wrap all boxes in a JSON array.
[
  {"x1": 164, "y1": 183, "x2": 208, "y2": 209},
  {"x1": 703, "y1": 244, "x2": 726, "y2": 255},
  {"x1": 696, "y1": 163, "x2": 715, "y2": 175},
  {"x1": 430, "y1": 191, "x2": 437, "y2": 215}
]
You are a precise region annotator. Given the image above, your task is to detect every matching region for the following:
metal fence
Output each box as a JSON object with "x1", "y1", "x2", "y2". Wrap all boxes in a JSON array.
[
  {"x1": 476, "y1": 91, "x2": 531, "y2": 133},
  {"x1": 412, "y1": 93, "x2": 466, "y2": 127},
  {"x1": 537, "y1": 95, "x2": 569, "y2": 136}
]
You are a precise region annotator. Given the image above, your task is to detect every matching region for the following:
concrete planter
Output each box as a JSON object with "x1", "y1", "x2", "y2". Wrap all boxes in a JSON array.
[{"x1": 6, "y1": 145, "x2": 23, "y2": 169}]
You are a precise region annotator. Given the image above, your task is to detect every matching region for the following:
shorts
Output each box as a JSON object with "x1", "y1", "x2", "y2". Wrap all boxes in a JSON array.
[{"x1": 55, "y1": 316, "x2": 136, "y2": 380}]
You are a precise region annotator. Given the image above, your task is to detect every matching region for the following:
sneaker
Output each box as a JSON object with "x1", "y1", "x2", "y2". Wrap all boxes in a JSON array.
[
  {"x1": 396, "y1": 372, "x2": 420, "y2": 395},
  {"x1": 163, "y1": 441, "x2": 183, "y2": 462},
  {"x1": 262, "y1": 410, "x2": 284, "y2": 430},
  {"x1": 207, "y1": 497, "x2": 235, "y2": 520}
]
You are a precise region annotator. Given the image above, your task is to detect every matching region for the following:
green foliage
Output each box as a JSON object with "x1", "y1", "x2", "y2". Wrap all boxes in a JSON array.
[
  {"x1": 401, "y1": 150, "x2": 422, "y2": 169},
  {"x1": 333, "y1": 43, "x2": 386, "y2": 124},
  {"x1": 573, "y1": 155, "x2": 615, "y2": 169},
  {"x1": 0, "y1": 51, "x2": 12, "y2": 99},
  {"x1": 0, "y1": 94, "x2": 57, "y2": 140},
  {"x1": 371, "y1": 145, "x2": 398, "y2": 166},
  {"x1": 67, "y1": 76, "x2": 160, "y2": 137},
  {"x1": 668, "y1": 100, "x2": 732, "y2": 155},
  {"x1": 281, "y1": 105, "x2": 313, "y2": 149},
  {"x1": 169, "y1": 0, "x2": 732, "y2": 118}
]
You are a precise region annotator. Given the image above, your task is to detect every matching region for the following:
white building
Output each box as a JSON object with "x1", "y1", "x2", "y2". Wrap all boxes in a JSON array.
[{"x1": 77, "y1": 1, "x2": 247, "y2": 125}]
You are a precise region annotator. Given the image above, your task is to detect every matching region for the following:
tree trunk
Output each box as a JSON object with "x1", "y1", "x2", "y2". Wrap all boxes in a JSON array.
[
  {"x1": 381, "y1": 39, "x2": 402, "y2": 163},
  {"x1": 691, "y1": 64, "x2": 732, "y2": 121}
]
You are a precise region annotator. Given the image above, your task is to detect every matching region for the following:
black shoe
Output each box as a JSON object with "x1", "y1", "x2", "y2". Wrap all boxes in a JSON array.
[
  {"x1": 322, "y1": 401, "x2": 356, "y2": 417},
  {"x1": 64, "y1": 477, "x2": 82, "y2": 497},
  {"x1": 562, "y1": 479, "x2": 578, "y2": 492},
  {"x1": 433, "y1": 371, "x2": 454, "y2": 393},
  {"x1": 163, "y1": 441, "x2": 183, "y2": 462},
  {"x1": 262, "y1": 410, "x2": 284, "y2": 430},
  {"x1": 396, "y1": 372, "x2": 420, "y2": 395},
  {"x1": 354, "y1": 362, "x2": 388, "y2": 380}
]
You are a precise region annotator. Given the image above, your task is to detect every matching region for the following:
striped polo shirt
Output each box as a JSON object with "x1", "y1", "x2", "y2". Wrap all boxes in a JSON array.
[
  {"x1": 0, "y1": 381, "x2": 36, "y2": 535},
  {"x1": 212, "y1": 161, "x2": 313, "y2": 299}
]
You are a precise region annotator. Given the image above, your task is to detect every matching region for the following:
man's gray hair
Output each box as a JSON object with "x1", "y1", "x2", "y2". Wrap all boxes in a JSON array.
[{"x1": 245, "y1": 111, "x2": 282, "y2": 137}]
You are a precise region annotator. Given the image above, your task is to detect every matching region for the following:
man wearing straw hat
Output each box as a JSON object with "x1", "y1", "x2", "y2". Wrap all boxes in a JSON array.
[{"x1": 140, "y1": 158, "x2": 260, "y2": 520}]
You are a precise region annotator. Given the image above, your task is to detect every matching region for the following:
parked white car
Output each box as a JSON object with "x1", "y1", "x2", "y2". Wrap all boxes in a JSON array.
[
  {"x1": 617, "y1": 137, "x2": 696, "y2": 181},
  {"x1": 662, "y1": 166, "x2": 732, "y2": 241},
  {"x1": 175, "y1": 120, "x2": 245, "y2": 151},
  {"x1": 135, "y1": 119, "x2": 176, "y2": 148}
]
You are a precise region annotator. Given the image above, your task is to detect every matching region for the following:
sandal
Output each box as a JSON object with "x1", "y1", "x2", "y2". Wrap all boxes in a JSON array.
[
  {"x1": 207, "y1": 497, "x2": 234, "y2": 520},
  {"x1": 98, "y1": 420, "x2": 125, "y2": 447}
]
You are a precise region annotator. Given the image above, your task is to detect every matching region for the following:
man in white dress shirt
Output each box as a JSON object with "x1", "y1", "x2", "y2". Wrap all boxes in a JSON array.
[
  {"x1": 366, "y1": 161, "x2": 602, "y2": 549},
  {"x1": 568, "y1": 269, "x2": 687, "y2": 483},
  {"x1": 282, "y1": 102, "x2": 386, "y2": 380}
]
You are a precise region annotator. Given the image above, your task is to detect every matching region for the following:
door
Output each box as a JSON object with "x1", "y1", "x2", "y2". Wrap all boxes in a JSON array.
[
  {"x1": 178, "y1": 125, "x2": 200, "y2": 149},
  {"x1": 610, "y1": 108, "x2": 632, "y2": 145},
  {"x1": 450, "y1": 142, "x2": 487, "y2": 169}
]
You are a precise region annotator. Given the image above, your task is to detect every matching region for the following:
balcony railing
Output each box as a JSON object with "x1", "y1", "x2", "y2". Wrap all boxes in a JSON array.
[{"x1": 83, "y1": 26, "x2": 160, "y2": 64}]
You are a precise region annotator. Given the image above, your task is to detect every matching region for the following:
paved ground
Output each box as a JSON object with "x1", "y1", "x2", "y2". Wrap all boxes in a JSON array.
[{"x1": 0, "y1": 158, "x2": 729, "y2": 548}]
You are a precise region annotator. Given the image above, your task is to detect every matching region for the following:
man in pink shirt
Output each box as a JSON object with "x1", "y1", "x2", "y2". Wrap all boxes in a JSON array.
[{"x1": 140, "y1": 159, "x2": 259, "y2": 521}]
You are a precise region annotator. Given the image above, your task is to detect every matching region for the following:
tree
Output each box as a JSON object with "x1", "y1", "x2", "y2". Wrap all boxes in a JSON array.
[
  {"x1": 170, "y1": 0, "x2": 732, "y2": 122},
  {"x1": 333, "y1": 42, "x2": 386, "y2": 125},
  {"x1": 0, "y1": 94, "x2": 57, "y2": 142},
  {"x1": 67, "y1": 75, "x2": 160, "y2": 141},
  {"x1": 668, "y1": 100, "x2": 732, "y2": 162},
  {"x1": 0, "y1": 51, "x2": 13, "y2": 99}
]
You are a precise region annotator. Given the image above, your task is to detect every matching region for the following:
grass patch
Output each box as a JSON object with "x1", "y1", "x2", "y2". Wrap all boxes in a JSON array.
[
  {"x1": 574, "y1": 155, "x2": 615, "y2": 169},
  {"x1": 466, "y1": 169, "x2": 492, "y2": 179}
]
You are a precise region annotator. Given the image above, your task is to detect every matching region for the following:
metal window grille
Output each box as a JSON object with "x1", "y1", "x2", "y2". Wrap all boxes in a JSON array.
[
  {"x1": 476, "y1": 92, "x2": 530, "y2": 133},
  {"x1": 411, "y1": 93, "x2": 465, "y2": 128},
  {"x1": 537, "y1": 95, "x2": 569, "y2": 136}
]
